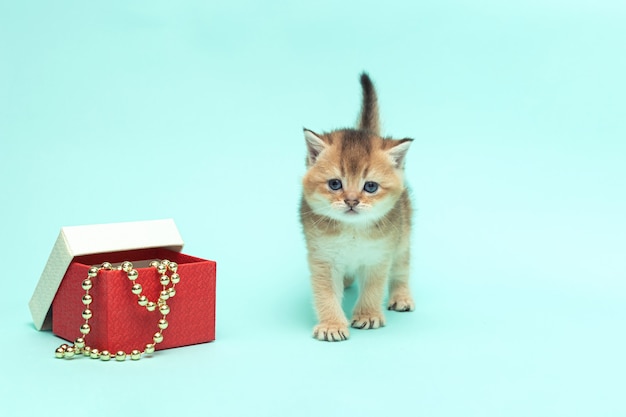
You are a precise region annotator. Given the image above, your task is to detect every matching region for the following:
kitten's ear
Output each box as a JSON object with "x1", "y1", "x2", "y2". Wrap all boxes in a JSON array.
[
  {"x1": 387, "y1": 138, "x2": 413, "y2": 169},
  {"x1": 303, "y1": 128, "x2": 327, "y2": 166}
]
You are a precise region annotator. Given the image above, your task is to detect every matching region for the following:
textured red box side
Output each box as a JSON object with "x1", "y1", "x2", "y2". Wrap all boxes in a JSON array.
[{"x1": 52, "y1": 248, "x2": 216, "y2": 353}]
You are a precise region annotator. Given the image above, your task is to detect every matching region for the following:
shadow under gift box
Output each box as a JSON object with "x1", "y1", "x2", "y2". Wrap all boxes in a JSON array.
[{"x1": 52, "y1": 247, "x2": 216, "y2": 353}]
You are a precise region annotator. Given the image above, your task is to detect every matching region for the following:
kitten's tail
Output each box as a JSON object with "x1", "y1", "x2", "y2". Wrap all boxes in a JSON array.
[{"x1": 357, "y1": 72, "x2": 380, "y2": 135}]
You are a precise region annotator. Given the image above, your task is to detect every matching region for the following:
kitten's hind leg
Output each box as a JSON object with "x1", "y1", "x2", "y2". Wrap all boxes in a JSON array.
[
  {"x1": 343, "y1": 276, "x2": 355, "y2": 289},
  {"x1": 351, "y1": 264, "x2": 388, "y2": 330},
  {"x1": 387, "y1": 249, "x2": 415, "y2": 312}
]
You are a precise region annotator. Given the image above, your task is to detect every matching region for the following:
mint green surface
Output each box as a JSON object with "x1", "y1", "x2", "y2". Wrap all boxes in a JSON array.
[{"x1": 2, "y1": 1, "x2": 625, "y2": 416}]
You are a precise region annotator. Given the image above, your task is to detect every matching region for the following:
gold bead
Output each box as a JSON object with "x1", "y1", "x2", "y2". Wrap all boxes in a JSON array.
[
  {"x1": 146, "y1": 302, "x2": 156, "y2": 312},
  {"x1": 157, "y1": 264, "x2": 167, "y2": 275},
  {"x1": 170, "y1": 273, "x2": 180, "y2": 284},
  {"x1": 168, "y1": 287, "x2": 176, "y2": 298},
  {"x1": 82, "y1": 294, "x2": 93, "y2": 305},
  {"x1": 161, "y1": 259, "x2": 170, "y2": 266},
  {"x1": 101, "y1": 262, "x2": 113, "y2": 270},
  {"x1": 130, "y1": 350, "x2": 141, "y2": 360},
  {"x1": 127, "y1": 269, "x2": 139, "y2": 281},
  {"x1": 64, "y1": 347, "x2": 75, "y2": 358},
  {"x1": 80, "y1": 323, "x2": 91, "y2": 335},
  {"x1": 55, "y1": 348, "x2": 65, "y2": 358},
  {"x1": 158, "y1": 319, "x2": 168, "y2": 330},
  {"x1": 137, "y1": 295, "x2": 148, "y2": 306},
  {"x1": 159, "y1": 304, "x2": 170, "y2": 316},
  {"x1": 159, "y1": 275, "x2": 170, "y2": 286},
  {"x1": 60, "y1": 344, "x2": 69, "y2": 350},
  {"x1": 131, "y1": 283, "x2": 142, "y2": 295},
  {"x1": 88, "y1": 267, "x2": 99, "y2": 277},
  {"x1": 149, "y1": 260, "x2": 160, "y2": 268},
  {"x1": 115, "y1": 351, "x2": 126, "y2": 361},
  {"x1": 74, "y1": 338, "x2": 85, "y2": 348},
  {"x1": 153, "y1": 332, "x2": 164, "y2": 344},
  {"x1": 82, "y1": 309, "x2": 93, "y2": 320},
  {"x1": 82, "y1": 279, "x2": 93, "y2": 291},
  {"x1": 83, "y1": 346, "x2": 92, "y2": 357},
  {"x1": 144, "y1": 344, "x2": 155, "y2": 354},
  {"x1": 121, "y1": 261, "x2": 133, "y2": 272},
  {"x1": 100, "y1": 351, "x2": 111, "y2": 361},
  {"x1": 159, "y1": 290, "x2": 169, "y2": 301},
  {"x1": 90, "y1": 349, "x2": 100, "y2": 359},
  {"x1": 168, "y1": 262, "x2": 178, "y2": 273}
]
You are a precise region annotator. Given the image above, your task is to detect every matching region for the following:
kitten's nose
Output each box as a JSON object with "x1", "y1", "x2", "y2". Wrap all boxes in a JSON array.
[{"x1": 344, "y1": 199, "x2": 360, "y2": 208}]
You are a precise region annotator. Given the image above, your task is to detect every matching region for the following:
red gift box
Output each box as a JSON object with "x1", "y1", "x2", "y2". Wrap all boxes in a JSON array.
[
  {"x1": 29, "y1": 219, "x2": 216, "y2": 355},
  {"x1": 53, "y1": 248, "x2": 215, "y2": 352}
]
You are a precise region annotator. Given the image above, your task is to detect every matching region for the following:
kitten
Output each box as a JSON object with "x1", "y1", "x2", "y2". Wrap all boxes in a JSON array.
[{"x1": 300, "y1": 73, "x2": 414, "y2": 342}]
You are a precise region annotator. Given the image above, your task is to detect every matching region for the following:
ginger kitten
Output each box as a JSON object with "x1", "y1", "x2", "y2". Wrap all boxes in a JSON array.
[{"x1": 300, "y1": 73, "x2": 414, "y2": 342}]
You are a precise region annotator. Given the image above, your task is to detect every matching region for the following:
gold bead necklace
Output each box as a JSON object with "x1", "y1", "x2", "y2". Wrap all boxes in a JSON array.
[{"x1": 55, "y1": 259, "x2": 180, "y2": 361}]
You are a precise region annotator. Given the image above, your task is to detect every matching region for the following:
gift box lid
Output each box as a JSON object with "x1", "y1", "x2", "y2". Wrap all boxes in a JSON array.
[{"x1": 29, "y1": 219, "x2": 184, "y2": 331}]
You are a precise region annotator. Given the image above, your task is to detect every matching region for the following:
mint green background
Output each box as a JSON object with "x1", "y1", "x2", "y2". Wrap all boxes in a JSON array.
[{"x1": 1, "y1": 1, "x2": 625, "y2": 416}]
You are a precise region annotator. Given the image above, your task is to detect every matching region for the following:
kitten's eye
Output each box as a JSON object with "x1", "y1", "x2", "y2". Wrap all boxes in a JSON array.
[
  {"x1": 328, "y1": 179, "x2": 343, "y2": 191},
  {"x1": 363, "y1": 181, "x2": 379, "y2": 193}
]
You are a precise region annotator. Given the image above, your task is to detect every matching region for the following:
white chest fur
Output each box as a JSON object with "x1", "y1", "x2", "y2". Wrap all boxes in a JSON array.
[{"x1": 312, "y1": 230, "x2": 394, "y2": 276}]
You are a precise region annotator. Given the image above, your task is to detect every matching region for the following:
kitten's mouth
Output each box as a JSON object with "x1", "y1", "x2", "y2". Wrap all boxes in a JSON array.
[{"x1": 345, "y1": 208, "x2": 359, "y2": 215}]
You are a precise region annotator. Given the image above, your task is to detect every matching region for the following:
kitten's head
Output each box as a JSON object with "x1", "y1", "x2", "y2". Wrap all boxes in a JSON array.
[{"x1": 302, "y1": 128, "x2": 412, "y2": 225}]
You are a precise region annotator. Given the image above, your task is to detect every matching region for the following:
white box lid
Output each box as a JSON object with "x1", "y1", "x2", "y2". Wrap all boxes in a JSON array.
[{"x1": 29, "y1": 219, "x2": 184, "y2": 331}]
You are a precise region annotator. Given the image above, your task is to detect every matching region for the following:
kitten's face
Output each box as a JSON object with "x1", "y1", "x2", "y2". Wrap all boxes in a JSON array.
[{"x1": 302, "y1": 129, "x2": 410, "y2": 225}]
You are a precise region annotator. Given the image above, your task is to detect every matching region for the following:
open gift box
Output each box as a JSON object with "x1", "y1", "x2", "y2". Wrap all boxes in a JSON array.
[{"x1": 29, "y1": 219, "x2": 216, "y2": 356}]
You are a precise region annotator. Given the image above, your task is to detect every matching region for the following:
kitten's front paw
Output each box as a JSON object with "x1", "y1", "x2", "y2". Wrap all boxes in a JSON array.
[
  {"x1": 313, "y1": 322, "x2": 350, "y2": 342},
  {"x1": 351, "y1": 312, "x2": 386, "y2": 330},
  {"x1": 387, "y1": 295, "x2": 415, "y2": 312}
]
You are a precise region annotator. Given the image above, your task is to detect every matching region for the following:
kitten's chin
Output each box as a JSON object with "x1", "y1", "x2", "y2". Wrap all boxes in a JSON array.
[
  {"x1": 340, "y1": 209, "x2": 362, "y2": 222},
  {"x1": 333, "y1": 208, "x2": 382, "y2": 225},
  {"x1": 341, "y1": 214, "x2": 369, "y2": 225}
]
